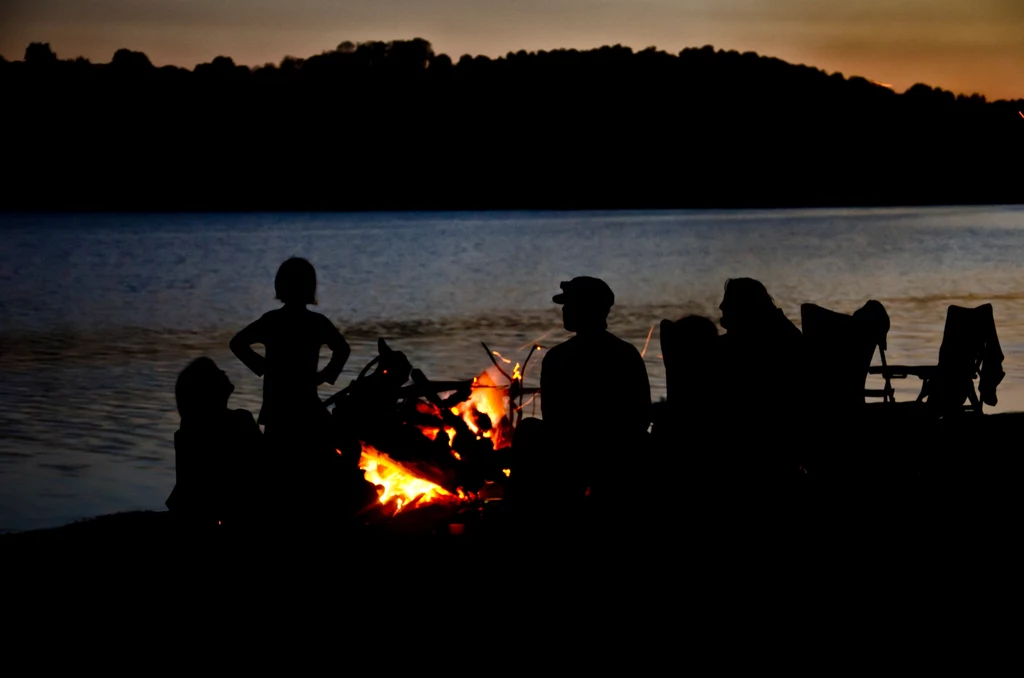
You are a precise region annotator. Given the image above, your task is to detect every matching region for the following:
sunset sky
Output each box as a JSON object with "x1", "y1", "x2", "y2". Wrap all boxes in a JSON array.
[{"x1": 2, "y1": 0, "x2": 1022, "y2": 100}]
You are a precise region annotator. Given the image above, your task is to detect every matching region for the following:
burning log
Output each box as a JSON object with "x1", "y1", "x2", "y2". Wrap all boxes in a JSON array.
[
  {"x1": 358, "y1": 444, "x2": 460, "y2": 517},
  {"x1": 325, "y1": 338, "x2": 544, "y2": 522}
]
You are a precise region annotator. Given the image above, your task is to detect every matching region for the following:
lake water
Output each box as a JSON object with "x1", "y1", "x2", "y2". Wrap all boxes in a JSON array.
[{"x1": 2, "y1": 207, "x2": 1024, "y2": 532}]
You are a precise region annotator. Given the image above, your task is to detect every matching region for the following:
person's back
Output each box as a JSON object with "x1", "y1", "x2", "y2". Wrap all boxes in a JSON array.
[
  {"x1": 717, "y1": 278, "x2": 803, "y2": 414},
  {"x1": 171, "y1": 409, "x2": 263, "y2": 520},
  {"x1": 542, "y1": 331, "x2": 650, "y2": 444},
  {"x1": 540, "y1": 277, "x2": 651, "y2": 503},
  {"x1": 241, "y1": 305, "x2": 342, "y2": 429},
  {"x1": 231, "y1": 257, "x2": 350, "y2": 454},
  {"x1": 715, "y1": 278, "x2": 805, "y2": 478},
  {"x1": 167, "y1": 358, "x2": 264, "y2": 526}
]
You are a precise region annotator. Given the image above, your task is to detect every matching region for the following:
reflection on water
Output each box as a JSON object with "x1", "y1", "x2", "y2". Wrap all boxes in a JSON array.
[{"x1": 2, "y1": 206, "x2": 1024, "y2": 531}]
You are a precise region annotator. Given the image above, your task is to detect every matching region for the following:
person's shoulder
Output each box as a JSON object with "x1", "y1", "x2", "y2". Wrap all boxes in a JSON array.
[
  {"x1": 253, "y1": 308, "x2": 283, "y2": 326},
  {"x1": 228, "y1": 408, "x2": 256, "y2": 421},
  {"x1": 606, "y1": 331, "x2": 643, "y2": 356},
  {"x1": 307, "y1": 309, "x2": 341, "y2": 328},
  {"x1": 543, "y1": 337, "x2": 577, "y2": 360}
]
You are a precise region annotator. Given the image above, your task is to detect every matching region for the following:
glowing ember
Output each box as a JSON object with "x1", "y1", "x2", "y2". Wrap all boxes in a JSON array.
[
  {"x1": 492, "y1": 350, "x2": 513, "y2": 365},
  {"x1": 640, "y1": 324, "x2": 654, "y2": 358},
  {"x1": 358, "y1": 444, "x2": 453, "y2": 514},
  {"x1": 417, "y1": 422, "x2": 458, "y2": 448}
]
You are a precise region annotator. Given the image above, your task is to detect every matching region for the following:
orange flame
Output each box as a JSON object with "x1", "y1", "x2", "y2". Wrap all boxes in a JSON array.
[
  {"x1": 359, "y1": 444, "x2": 453, "y2": 514},
  {"x1": 450, "y1": 367, "x2": 514, "y2": 448}
]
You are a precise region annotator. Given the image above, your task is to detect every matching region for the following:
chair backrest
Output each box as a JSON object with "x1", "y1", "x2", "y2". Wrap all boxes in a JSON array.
[
  {"x1": 935, "y1": 304, "x2": 1004, "y2": 408},
  {"x1": 938, "y1": 305, "x2": 992, "y2": 376},
  {"x1": 659, "y1": 316, "x2": 719, "y2": 408},
  {"x1": 800, "y1": 300, "x2": 890, "y2": 408}
]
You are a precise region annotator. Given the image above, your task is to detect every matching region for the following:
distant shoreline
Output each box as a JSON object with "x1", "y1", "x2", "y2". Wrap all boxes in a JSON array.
[{"x1": 3, "y1": 201, "x2": 1023, "y2": 216}]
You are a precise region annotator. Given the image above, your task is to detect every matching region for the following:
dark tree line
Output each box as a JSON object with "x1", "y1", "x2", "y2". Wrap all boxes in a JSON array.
[{"x1": 2, "y1": 39, "x2": 1022, "y2": 211}]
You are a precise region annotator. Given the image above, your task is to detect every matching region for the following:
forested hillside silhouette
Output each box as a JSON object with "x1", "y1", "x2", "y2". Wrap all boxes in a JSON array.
[{"x1": 3, "y1": 39, "x2": 1023, "y2": 211}]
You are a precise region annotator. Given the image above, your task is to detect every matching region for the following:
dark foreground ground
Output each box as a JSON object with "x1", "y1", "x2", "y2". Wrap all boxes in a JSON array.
[
  {"x1": 3, "y1": 412, "x2": 1019, "y2": 627},
  {"x1": 0, "y1": 424, "x2": 1015, "y2": 666}
]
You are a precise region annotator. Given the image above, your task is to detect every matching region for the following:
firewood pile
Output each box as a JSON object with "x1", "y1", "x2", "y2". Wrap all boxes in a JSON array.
[{"x1": 325, "y1": 338, "x2": 541, "y2": 531}]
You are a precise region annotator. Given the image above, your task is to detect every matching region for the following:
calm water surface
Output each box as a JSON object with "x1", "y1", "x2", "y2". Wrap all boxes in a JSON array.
[{"x1": 3, "y1": 207, "x2": 1024, "y2": 531}]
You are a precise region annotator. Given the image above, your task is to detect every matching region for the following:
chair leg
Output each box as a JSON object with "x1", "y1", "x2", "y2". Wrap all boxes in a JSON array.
[
  {"x1": 916, "y1": 377, "x2": 930, "y2": 403},
  {"x1": 967, "y1": 383, "x2": 983, "y2": 414}
]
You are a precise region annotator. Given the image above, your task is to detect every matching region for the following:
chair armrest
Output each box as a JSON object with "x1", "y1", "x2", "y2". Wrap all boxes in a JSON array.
[
  {"x1": 864, "y1": 388, "x2": 894, "y2": 398},
  {"x1": 868, "y1": 365, "x2": 938, "y2": 379}
]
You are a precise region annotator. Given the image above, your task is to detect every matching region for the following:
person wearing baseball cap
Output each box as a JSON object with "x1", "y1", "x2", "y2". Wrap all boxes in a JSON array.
[{"x1": 540, "y1": 276, "x2": 651, "y2": 506}]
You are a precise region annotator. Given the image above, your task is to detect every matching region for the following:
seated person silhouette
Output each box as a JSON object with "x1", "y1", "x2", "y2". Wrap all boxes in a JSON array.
[
  {"x1": 230, "y1": 257, "x2": 350, "y2": 468},
  {"x1": 715, "y1": 278, "x2": 804, "y2": 476},
  {"x1": 166, "y1": 357, "x2": 265, "y2": 527},
  {"x1": 540, "y1": 277, "x2": 651, "y2": 504}
]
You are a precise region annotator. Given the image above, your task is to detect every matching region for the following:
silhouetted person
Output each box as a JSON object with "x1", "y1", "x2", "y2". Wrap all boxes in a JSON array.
[
  {"x1": 166, "y1": 357, "x2": 265, "y2": 527},
  {"x1": 716, "y1": 278, "x2": 804, "y2": 476},
  {"x1": 540, "y1": 277, "x2": 651, "y2": 505},
  {"x1": 230, "y1": 257, "x2": 350, "y2": 468}
]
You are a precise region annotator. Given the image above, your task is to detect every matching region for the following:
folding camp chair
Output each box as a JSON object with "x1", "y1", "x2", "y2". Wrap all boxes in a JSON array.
[
  {"x1": 867, "y1": 304, "x2": 1005, "y2": 416},
  {"x1": 800, "y1": 299, "x2": 895, "y2": 410}
]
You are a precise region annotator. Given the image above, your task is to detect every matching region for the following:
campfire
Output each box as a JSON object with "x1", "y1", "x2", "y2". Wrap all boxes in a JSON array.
[
  {"x1": 415, "y1": 367, "x2": 515, "y2": 453},
  {"x1": 358, "y1": 444, "x2": 458, "y2": 515},
  {"x1": 333, "y1": 340, "x2": 542, "y2": 519}
]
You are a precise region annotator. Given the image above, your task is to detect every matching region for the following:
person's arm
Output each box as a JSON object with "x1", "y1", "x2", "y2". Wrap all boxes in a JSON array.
[
  {"x1": 230, "y1": 315, "x2": 268, "y2": 377},
  {"x1": 317, "y1": 318, "x2": 351, "y2": 386}
]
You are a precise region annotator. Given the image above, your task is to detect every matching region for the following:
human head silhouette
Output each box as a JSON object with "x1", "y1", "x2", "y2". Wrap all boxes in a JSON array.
[
  {"x1": 553, "y1": 277, "x2": 615, "y2": 332},
  {"x1": 673, "y1": 315, "x2": 719, "y2": 345},
  {"x1": 275, "y1": 257, "x2": 317, "y2": 305},
  {"x1": 719, "y1": 278, "x2": 776, "y2": 332},
  {"x1": 175, "y1": 357, "x2": 234, "y2": 421}
]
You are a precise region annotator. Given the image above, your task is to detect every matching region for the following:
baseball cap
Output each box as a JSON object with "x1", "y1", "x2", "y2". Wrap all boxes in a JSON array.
[{"x1": 552, "y1": 276, "x2": 615, "y2": 307}]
